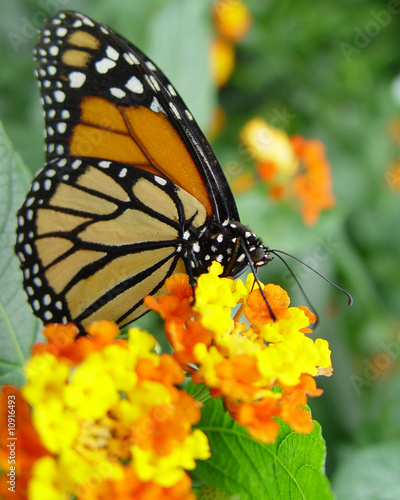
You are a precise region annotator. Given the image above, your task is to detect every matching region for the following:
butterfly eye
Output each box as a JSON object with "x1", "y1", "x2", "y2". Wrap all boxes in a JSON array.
[
  {"x1": 250, "y1": 246, "x2": 269, "y2": 264},
  {"x1": 249, "y1": 247, "x2": 265, "y2": 262}
]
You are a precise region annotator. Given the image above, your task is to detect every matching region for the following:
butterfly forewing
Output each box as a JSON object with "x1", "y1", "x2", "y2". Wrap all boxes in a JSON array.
[{"x1": 34, "y1": 10, "x2": 238, "y2": 221}]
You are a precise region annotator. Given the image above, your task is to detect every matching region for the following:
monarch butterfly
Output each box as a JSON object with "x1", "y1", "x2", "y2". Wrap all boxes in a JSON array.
[{"x1": 15, "y1": 10, "x2": 273, "y2": 331}]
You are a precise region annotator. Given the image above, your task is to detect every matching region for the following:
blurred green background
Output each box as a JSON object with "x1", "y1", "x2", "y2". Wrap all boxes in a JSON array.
[{"x1": 1, "y1": 0, "x2": 400, "y2": 497}]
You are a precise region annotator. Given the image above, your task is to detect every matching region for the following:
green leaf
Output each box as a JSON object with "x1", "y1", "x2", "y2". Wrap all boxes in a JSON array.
[
  {"x1": 332, "y1": 442, "x2": 400, "y2": 500},
  {"x1": 147, "y1": 0, "x2": 216, "y2": 130},
  {"x1": 184, "y1": 380, "x2": 211, "y2": 403},
  {"x1": 0, "y1": 121, "x2": 41, "y2": 387},
  {"x1": 193, "y1": 398, "x2": 333, "y2": 500}
]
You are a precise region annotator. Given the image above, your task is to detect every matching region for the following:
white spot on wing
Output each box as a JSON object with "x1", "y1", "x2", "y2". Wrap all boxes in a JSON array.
[
  {"x1": 49, "y1": 46, "x2": 59, "y2": 56},
  {"x1": 123, "y1": 52, "x2": 140, "y2": 65},
  {"x1": 125, "y1": 76, "x2": 144, "y2": 94},
  {"x1": 57, "y1": 122, "x2": 67, "y2": 134},
  {"x1": 82, "y1": 16, "x2": 95, "y2": 27},
  {"x1": 53, "y1": 90, "x2": 66, "y2": 102},
  {"x1": 95, "y1": 58, "x2": 116, "y2": 74},
  {"x1": 110, "y1": 87, "x2": 126, "y2": 99},
  {"x1": 106, "y1": 45, "x2": 119, "y2": 61},
  {"x1": 69, "y1": 71, "x2": 86, "y2": 88},
  {"x1": 99, "y1": 160, "x2": 111, "y2": 169},
  {"x1": 167, "y1": 84, "x2": 177, "y2": 96},
  {"x1": 146, "y1": 61, "x2": 157, "y2": 71},
  {"x1": 154, "y1": 176, "x2": 167, "y2": 186},
  {"x1": 71, "y1": 159, "x2": 82, "y2": 170},
  {"x1": 56, "y1": 27, "x2": 68, "y2": 37},
  {"x1": 149, "y1": 75, "x2": 160, "y2": 91},
  {"x1": 169, "y1": 102, "x2": 181, "y2": 119},
  {"x1": 150, "y1": 97, "x2": 165, "y2": 114}
]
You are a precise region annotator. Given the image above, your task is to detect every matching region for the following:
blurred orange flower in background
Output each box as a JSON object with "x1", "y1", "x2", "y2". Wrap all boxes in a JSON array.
[{"x1": 241, "y1": 118, "x2": 336, "y2": 225}]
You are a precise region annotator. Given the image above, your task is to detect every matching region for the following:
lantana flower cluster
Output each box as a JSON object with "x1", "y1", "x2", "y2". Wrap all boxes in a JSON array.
[
  {"x1": 0, "y1": 263, "x2": 332, "y2": 498},
  {"x1": 240, "y1": 118, "x2": 336, "y2": 225},
  {"x1": 0, "y1": 322, "x2": 209, "y2": 500},
  {"x1": 145, "y1": 262, "x2": 332, "y2": 443}
]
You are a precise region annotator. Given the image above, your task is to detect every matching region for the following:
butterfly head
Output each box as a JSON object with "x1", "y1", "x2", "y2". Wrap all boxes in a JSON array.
[{"x1": 188, "y1": 219, "x2": 273, "y2": 280}]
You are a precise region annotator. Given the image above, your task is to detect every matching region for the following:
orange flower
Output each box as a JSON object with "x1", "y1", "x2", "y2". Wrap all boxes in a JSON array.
[
  {"x1": 244, "y1": 284, "x2": 291, "y2": 325},
  {"x1": 133, "y1": 389, "x2": 201, "y2": 456},
  {"x1": 241, "y1": 118, "x2": 336, "y2": 225},
  {"x1": 32, "y1": 320, "x2": 123, "y2": 364},
  {"x1": 290, "y1": 135, "x2": 336, "y2": 226},
  {"x1": 144, "y1": 274, "x2": 193, "y2": 323},
  {"x1": 298, "y1": 306, "x2": 317, "y2": 333},
  {"x1": 145, "y1": 276, "x2": 212, "y2": 367},
  {"x1": 257, "y1": 160, "x2": 278, "y2": 182},
  {"x1": 280, "y1": 374, "x2": 323, "y2": 434},
  {"x1": 135, "y1": 354, "x2": 185, "y2": 387},
  {"x1": 226, "y1": 398, "x2": 281, "y2": 443},
  {"x1": 97, "y1": 468, "x2": 196, "y2": 500},
  {"x1": 165, "y1": 319, "x2": 211, "y2": 367},
  {"x1": 0, "y1": 386, "x2": 50, "y2": 500}
]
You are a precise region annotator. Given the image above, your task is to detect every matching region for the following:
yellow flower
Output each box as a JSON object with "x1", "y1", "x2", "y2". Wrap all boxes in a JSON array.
[
  {"x1": 194, "y1": 262, "x2": 237, "y2": 336},
  {"x1": 128, "y1": 327, "x2": 159, "y2": 359},
  {"x1": 125, "y1": 380, "x2": 172, "y2": 417},
  {"x1": 64, "y1": 352, "x2": 120, "y2": 420},
  {"x1": 23, "y1": 353, "x2": 69, "y2": 406},
  {"x1": 32, "y1": 401, "x2": 79, "y2": 454},
  {"x1": 213, "y1": 0, "x2": 252, "y2": 42},
  {"x1": 241, "y1": 118, "x2": 299, "y2": 176},
  {"x1": 29, "y1": 456, "x2": 71, "y2": 500},
  {"x1": 131, "y1": 429, "x2": 210, "y2": 487},
  {"x1": 210, "y1": 37, "x2": 235, "y2": 87},
  {"x1": 257, "y1": 309, "x2": 332, "y2": 386},
  {"x1": 193, "y1": 343, "x2": 225, "y2": 386},
  {"x1": 315, "y1": 338, "x2": 332, "y2": 368}
]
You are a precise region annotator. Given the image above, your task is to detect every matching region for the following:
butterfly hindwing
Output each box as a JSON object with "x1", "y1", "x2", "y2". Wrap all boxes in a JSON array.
[{"x1": 16, "y1": 155, "x2": 207, "y2": 328}]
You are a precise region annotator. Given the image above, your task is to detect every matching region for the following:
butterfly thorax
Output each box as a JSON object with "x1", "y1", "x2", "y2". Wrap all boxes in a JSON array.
[{"x1": 183, "y1": 218, "x2": 273, "y2": 279}]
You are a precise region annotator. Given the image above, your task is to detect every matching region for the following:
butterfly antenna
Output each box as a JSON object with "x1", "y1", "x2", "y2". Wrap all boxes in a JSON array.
[
  {"x1": 240, "y1": 240, "x2": 277, "y2": 322},
  {"x1": 270, "y1": 249, "x2": 353, "y2": 306},
  {"x1": 270, "y1": 250, "x2": 319, "y2": 330}
]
